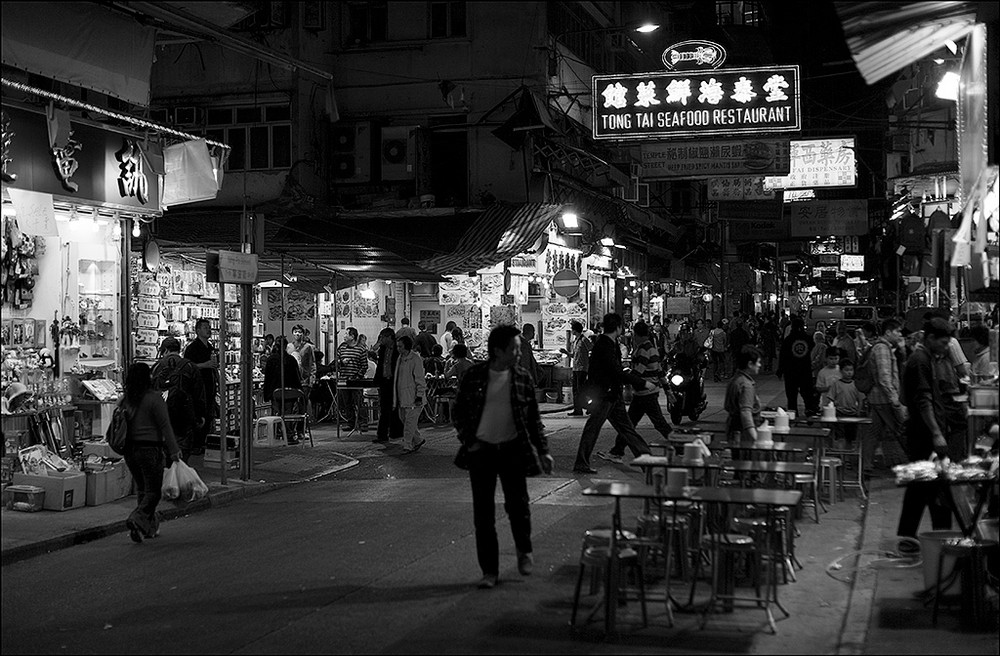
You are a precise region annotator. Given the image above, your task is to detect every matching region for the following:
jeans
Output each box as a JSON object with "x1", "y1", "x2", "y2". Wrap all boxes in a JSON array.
[
  {"x1": 710, "y1": 351, "x2": 727, "y2": 380},
  {"x1": 377, "y1": 381, "x2": 403, "y2": 439},
  {"x1": 609, "y1": 392, "x2": 672, "y2": 455},
  {"x1": 469, "y1": 441, "x2": 533, "y2": 577},
  {"x1": 574, "y1": 396, "x2": 650, "y2": 470},
  {"x1": 124, "y1": 444, "x2": 165, "y2": 536},
  {"x1": 867, "y1": 403, "x2": 905, "y2": 470},
  {"x1": 571, "y1": 371, "x2": 588, "y2": 414},
  {"x1": 338, "y1": 388, "x2": 364, "y2": 428}
]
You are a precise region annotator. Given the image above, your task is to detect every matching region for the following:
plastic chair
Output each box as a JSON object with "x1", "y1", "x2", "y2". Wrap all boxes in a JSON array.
[{"x1": 272, "y1": 388, "x2": 313, "y2": 447}]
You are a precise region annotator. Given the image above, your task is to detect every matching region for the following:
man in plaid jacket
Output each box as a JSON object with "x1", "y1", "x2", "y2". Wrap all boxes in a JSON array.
[{"x1": 453, "y1": 325, "x2": 553, "y2": 589}]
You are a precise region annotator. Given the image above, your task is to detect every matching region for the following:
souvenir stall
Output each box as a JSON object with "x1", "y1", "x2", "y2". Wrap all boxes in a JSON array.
[{"x1": 1, "y1": 103, "x2": 160, "y2": 508}]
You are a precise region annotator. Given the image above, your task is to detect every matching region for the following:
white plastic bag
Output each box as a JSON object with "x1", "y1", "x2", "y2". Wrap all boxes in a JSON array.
[
  {"x1": 173, "y1": 460, "x2": 208, "y2": 501},
  {"x1": 161, "y1": 463, "x2": 181, "y2": 500}
]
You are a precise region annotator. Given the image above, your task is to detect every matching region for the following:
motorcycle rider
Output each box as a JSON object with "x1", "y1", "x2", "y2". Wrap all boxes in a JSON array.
[
  {"x1": 665, "y1": 323, "x2": 708, "y2": 424},
  {"x1": 599, "y1": 321, "x2": 671, "y2": 464}
]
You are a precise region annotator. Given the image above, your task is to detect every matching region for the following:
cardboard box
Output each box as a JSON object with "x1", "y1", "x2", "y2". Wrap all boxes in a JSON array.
[
  {"x1": 12, "y1": 471, "x2": 86, "y2": 511},
  {"x1": 84, "y1": 461, "x2": 133, "y2": 506},
  {"x1": 82, "y1": 441, "x2": 116, "y2": 459}
]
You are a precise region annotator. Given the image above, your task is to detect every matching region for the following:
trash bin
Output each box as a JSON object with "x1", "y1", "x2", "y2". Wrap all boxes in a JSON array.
[
  {"x1": 919, "y1": 530, "x2": 965, "y2": 594},
  {"x1": 562, "y1": 386, "x2": 573, "y2": 405}
]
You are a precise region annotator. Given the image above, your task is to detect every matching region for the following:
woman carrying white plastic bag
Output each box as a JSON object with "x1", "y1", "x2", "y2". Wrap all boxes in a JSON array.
[{"x1": 162, "y1": 460, "x2": 209, "y2": 501}]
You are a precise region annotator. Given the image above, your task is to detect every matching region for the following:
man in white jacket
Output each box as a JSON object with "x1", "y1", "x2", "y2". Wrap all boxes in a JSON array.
[{"x1": 394, "y1": 335, "x2": 427, "y2": 452}]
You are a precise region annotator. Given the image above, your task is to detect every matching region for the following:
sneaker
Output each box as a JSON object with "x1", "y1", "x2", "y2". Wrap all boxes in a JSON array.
[
  {"x1": 596, "y1": 451, "x2": 624, "y2": 465},
  {"x1": 567, "y1": 411, "x2": 584, "y2": 416},
  {"x1": 478, "y1": 574, "x2": 498, "y2": 589},
  {"x1": 517, "y1": 552, "x2": 534, "y2": 576},
  {"x1": 897, "y1": 539, "x2": 920, "y2": 555}
]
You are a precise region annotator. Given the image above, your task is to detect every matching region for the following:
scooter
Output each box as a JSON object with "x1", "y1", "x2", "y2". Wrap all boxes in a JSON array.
[{"x1": 666, "y1": 351, "x2": 708, "y2": 425}]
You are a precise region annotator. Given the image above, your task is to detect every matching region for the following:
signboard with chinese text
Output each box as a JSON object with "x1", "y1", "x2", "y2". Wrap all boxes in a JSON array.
[
  {"x1": 840, "y1": 254, "x2": 865, "y2": 271},
  {"x1": 717, "y1": 200, "x2": 783, "y2": 223},
  {"x1": 729, "y1": 218, "x2": 788, "y2": 242},
  {"x1": 640, "y1": 138, "x2": 790, "y2": 179},
  {"x1": 592, "y1": 65, "x2": 800, "y2": 140},
  {"x1": 708, "y1": 177, "x2": 775, "y2": 200},
  {"x1": 764, "y1": 137, "x2": 856, "y2": 189},
  {"x1": 1, "y1": 105, "x2": 160, "y2": 211},
  {"x1": 786, "y1": 199, "x2": 869, "y2": 237}
]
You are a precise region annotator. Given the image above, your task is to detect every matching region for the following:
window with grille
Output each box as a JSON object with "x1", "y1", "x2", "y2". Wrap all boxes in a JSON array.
[
  {"x1": 348, "y1": 1, "x2": 388, "y2": 44},
  {"x1": 429, "y1": 1, "x2": 466, "y2": 38},
  {"x1": 204, "y1": 104, "x2": 292, "y2": 171},
  {"x1": 716, "y1": 1, "x2": 764, "y2": 27}
]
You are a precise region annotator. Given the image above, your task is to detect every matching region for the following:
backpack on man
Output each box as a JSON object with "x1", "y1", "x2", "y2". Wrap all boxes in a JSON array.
[
  {"x1": 152, "y1": 356, "x2": 200, "y2": 435},
  {"x1": 853, "y1": 344, "x2": 876, "y2": 394}
]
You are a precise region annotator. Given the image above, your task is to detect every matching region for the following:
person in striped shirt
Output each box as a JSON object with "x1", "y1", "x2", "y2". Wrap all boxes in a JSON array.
[
  {"x1": 599, "y1": 321, "x2": 672, "y2": 464},
  {"x1": 336, "y1": 327, "x2": 369, "y2": 430}
]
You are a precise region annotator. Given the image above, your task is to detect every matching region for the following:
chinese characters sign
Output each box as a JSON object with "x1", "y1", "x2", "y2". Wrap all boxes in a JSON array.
[
  {"x1": 592, "y1": 65, "x2": 800, "y2": 140},
  {"x1": 708, "y1": 177, "x2": 775, "y2": 200},
  {"x1": 786, "y1": 199, "x2": 868, "y2": 237},
  {"x1": 641, "y1": 138, "x2": 790, "y2": 178},
  {"x1": 764, "y1": 137, "x2": 856, "y2": 189}
]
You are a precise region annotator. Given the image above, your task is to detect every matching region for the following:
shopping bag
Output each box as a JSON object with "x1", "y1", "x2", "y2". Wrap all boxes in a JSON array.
[
  {"x1": 161, "y1": 463, "x2": 181, "y2": 500},
  {"x1": 174, "y1": 460, "x2": 209, "y2": 501}
]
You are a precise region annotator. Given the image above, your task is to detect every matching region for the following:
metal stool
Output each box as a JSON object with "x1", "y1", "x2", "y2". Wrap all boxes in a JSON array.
[
  {"x1": 819, "y1": 457, "x2": 844, "y2": 504},
  {"x1": 361, "y1": 388, "x2": 380, "y2": 426},
  {"x1": 933, "y1": 538, "x2": 999, "y2": 629},
  {"x1": 254, "y1": 416, "x2": 287, "y2": 447},
  {"x1": 570, "y1": 545, "x2": 648, "y2": 630},
  {"x1": 732, "y1": 512, "x2": 796, "y2": 584}
]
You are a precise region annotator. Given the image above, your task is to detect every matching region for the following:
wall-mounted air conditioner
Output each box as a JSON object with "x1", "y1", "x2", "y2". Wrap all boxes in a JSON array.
[
  {"x1": 330, "y1": 122, "x2": 372, "y2": 183},
  {"x1": 380, "y1": 125, "x2": 417, "y2": 181}
]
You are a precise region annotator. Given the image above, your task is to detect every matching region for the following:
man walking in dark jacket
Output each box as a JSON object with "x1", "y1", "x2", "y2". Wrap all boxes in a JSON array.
[
  {"x1": 152, "y1": 337, "x2": 206, "y2": 463},
  {"x1": 776, "y1": 316, "x2": 819, "y2": 415},
  {"x1": 573, "y1": 313, "x2": 654, "y2": 474}
]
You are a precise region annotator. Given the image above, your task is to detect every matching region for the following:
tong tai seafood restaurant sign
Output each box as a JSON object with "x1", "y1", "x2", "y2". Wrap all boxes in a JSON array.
[{"x1": 592, "y1": 65, "x2": 800, "y2": 140}]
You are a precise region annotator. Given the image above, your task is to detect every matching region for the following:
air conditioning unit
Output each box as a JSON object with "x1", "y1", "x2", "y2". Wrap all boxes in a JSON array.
[
  {"x1": 330, "y1": 122, "x2": 371, "y2": 183},
  {"x1": 380, "y1": 126, "x2": 417, "y2": 180},
  {"x1": 173, "y1": 107, "x2": 204, "y2": 127}
]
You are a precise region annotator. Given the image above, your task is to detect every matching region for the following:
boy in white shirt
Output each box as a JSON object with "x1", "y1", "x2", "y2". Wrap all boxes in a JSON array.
[
  {"x1": 823, "y1": 358, "x2": 866, "y2": 448},
  {"x1": 815, "y1": 346, "x2": 842, "y2": 397}
]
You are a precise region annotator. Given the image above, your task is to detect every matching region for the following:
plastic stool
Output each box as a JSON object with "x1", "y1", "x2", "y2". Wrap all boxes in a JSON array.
[
  {"x1": 254, "y1": 416, "x2": 287, "y2": 447},
  {"x1": 820, "y1": 457, "x2": 844, "y2": 504}
]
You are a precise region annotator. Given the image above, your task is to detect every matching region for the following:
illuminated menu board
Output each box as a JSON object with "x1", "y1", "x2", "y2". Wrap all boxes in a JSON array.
[{"x1": 592, "y1": 65, "x2": 800, "y2": 140}]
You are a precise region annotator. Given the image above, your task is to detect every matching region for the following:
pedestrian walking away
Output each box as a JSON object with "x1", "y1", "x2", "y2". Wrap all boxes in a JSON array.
[
  {"x1": 151, "y1": 336, "x2": 206, "y2": 463},
  {"x1": 394, "y1": 335, "x2": 426, "y2": 452},
  {"x1": 453, "y1": 325, "x2": 553, "y2": 589},
  {"x1": 776, "y1": 316, "x2": 819, "y2": 416},
  {"x1": 120, "y1": 362, "x2": 182, "y2": 543},
  {"x1": 604, "y1": 320, "x2": 671, "y2": 463},
  {"x1": 573, "y1": 313, "x2": 654, "y2": 473}
]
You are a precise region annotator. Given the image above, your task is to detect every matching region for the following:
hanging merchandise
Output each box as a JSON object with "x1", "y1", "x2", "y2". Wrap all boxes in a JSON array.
[{"x1": 160, "y1": 138, "x2": 219, "y2": 209}]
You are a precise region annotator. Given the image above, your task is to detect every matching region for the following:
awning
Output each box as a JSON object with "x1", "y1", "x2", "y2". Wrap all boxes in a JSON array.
[
  {"x1": 147, "y1": 208, "x2": 451, "y2": 294},
  {"x1": 835, "y1": 1, "x2": 979, "y2": 85},
  {"x1": 417, "y1": 202, "x2": 565, "y2": 275}
]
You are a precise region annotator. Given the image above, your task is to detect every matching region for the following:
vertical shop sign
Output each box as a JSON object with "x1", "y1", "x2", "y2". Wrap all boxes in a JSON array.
[{"x1": 115, "y1": 138, "x2": 149, "y2": 205}]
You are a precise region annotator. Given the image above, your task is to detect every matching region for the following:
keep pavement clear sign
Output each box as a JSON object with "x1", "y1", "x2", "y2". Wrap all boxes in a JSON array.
[{"x1": 206, "y1": 250, "x2": 258, "y2": 284}]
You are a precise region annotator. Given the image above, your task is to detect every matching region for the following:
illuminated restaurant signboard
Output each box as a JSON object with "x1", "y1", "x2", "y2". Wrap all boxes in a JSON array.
[{"x1": 592, "y1": 65, "x2": 800, "y2": 140}]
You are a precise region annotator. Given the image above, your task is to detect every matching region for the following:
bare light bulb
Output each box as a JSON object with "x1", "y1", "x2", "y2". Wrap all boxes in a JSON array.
[{"x1": 132, "y1": 221, "x2": 141, "y2": 238}]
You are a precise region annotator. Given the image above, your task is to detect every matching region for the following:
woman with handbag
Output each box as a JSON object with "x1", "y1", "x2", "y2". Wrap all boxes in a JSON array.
[
  {"x1": 453, "y1": 325, "x2": 553, "y2": 589},
  {"x1": 121, "y1": 362, "x2": 181, "y2": 543}
]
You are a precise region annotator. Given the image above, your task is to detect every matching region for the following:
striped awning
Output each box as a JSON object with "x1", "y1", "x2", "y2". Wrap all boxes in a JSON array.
[
  {"x1": 835, "y1": 1, "x2": 978, "y2": 85},
  {"x1": 419, "y1": 202, "x2": 564, "y2": 275}
]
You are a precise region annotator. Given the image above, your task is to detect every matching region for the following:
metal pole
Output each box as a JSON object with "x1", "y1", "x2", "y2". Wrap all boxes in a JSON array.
[
  {"x1": 218, "y1": 281, "x2": 228, "y2": 485},
  {"x1": 333, "y1": 270, "x2": 339, "y2": 439},
  {"x1": 280, "y1": 254, "x2": 286, "y2": 427},
  {"x1": 240, "y1": 281, "x2": 253, "y2": 481}
]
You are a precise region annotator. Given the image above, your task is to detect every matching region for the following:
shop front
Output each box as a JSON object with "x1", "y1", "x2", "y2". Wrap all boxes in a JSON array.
[{"x1": 2, "y1": 102, "x2": 160, "y2": 498}]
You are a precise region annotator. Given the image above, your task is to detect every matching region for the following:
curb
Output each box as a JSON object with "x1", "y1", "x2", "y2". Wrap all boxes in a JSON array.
[
  {"x1": 836, "y1": 489, "x2": 878, "y2": 655},
  {"x1": 1, "y1": 454, "x2": 359, "y2": 567}
]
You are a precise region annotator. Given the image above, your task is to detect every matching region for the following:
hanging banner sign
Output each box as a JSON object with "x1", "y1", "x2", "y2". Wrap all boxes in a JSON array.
[
  {"x1": 786, "y1": 199, "x2": 869, "y2": 237},
  {"x1": 640, "y1": 138, "x2": 790, "y2": 178},
  {"x1": 764, "y1": 137, "x2": 857, "y2": 189},
  {"x1": 708, "y1": 177, "x2": 775, "y2": 200},
  {"x1": 592, "y1": 65, "x2": 800, "y2": 140}
]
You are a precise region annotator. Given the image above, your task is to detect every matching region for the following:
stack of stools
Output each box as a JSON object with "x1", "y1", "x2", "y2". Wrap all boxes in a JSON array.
[
  {"x1": 361, "y1": 388, "x2": 380, "y2": 426},
  {"x1": 571, "y1": 527, "x2": 647, "y2": 630},
  {"x1": 819, "y1": 456, "x2": 845, "y2": 504}
]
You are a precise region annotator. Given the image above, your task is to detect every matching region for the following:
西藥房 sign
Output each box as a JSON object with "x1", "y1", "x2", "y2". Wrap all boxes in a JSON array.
[
  {"x1": 592, "y1": 65, "x2": 800, "y2": 140},
  {"x1": 764, "y1": 137, "x2": 856, "y2": 189}
]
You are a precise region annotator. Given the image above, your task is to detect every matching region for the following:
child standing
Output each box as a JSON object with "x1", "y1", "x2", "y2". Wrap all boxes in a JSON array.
[
  {"x1": 815, "y1": 346, "x2": 842, "y2": 398},
  {"x1": 822, "y1": 358, "x2": 866, "y2": 448}
]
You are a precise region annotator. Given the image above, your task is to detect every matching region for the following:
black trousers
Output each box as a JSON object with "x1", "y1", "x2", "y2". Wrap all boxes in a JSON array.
[
  {"x1": 574, "y1": 396, "x2": 650, "y2": 470},
  {"x1": 376, "y1": 381, "x2": 404, "y2": 439},
  {"x1": 469, "y1": 442, "x2": 532, "y2": 577},
  {"x1": 124, "y1": 444, "x2": 165, "y2": 537},
  {"x1": 784, "y1": 374, "x2": 818, "y2": 414},
  {"x1": 897, "y1": 427, "x2": 953, "y2": 538},
  {"x1": 610, "y1": 392, "x2": 672, "y2": 455},
  {"x1": 571, "y1": 371, "x2": 588, "y2": 414}
]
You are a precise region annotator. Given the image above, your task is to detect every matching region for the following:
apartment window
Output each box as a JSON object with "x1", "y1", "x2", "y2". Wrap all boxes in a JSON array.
[
  {"x1": 716, "y1": 1, "x2": 763, "y2": 27},
  {"x1": 203, "y1": 103, "x2": 291, "y2": 171},
  {"x1": 348, "y1": 1, "x2": 388, "y2": 44},
  {"x1": 430, "y1": 1, "x2": 466, "y2": 38}
]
